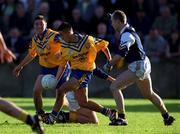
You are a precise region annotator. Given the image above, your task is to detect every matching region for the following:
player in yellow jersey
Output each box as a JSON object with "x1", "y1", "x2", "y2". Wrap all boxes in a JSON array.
[
  {"x1": 51, "y1": 67, "x2": 116, "y2": 124},
  {"x1": 13, "y1": 15, "x2": 70, "y2": 117},
  {"x1": 44, "y1": 22, "x2": 117, "y2": 124},
  {"x1": 0, "y1": 32, "x2": 44, "y2": 134}
]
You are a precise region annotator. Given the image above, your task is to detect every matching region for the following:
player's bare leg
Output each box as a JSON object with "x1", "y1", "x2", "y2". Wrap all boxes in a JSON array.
[
  {"x1": 0, "y1": 98, "x2": 44, "y2": 134},
  {"x1": 55, "y1": 108, "x2": 99, "y2": 124},
  {"x1": 75, "y1": 87, "x2": 117, "y2": 121},
  {"x1": 56, "y1": 95, "x2": 98, "y2": 124},
  {"x1": 110, "y1": 69, "x2": 137, "y2": 125},
  {"x1": 75, "y1": 88, "x2": 103, "y2": 112},
  {"x1": 76, "y1": 108, "x2": 99, "y2": 123},
  {"x1": 53, "y1": 78, "x2": 79, "y2": 112},
  {"x1": 57, "y1": 108, "x2": 99, "y2": 124},
  {"x1": 33, "y1": 75, "x2": 45, "y2": 115},
  {"x1": 136, "y1": 75, "x2": 175, "y2": 125},
  {"x1": 43, "y1": 78, "x2": 80, "y2": 124},
  {"x1": 46, "y1": 77, "x2": 116, "y2": 124}
]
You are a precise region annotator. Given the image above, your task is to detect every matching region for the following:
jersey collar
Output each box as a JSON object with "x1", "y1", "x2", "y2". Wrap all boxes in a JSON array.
[
  {"x1": 120, "y1": 23, "x2": 129, "y2": 34},
  {"x1": 37, "y1": 28, "x2": 48, "y2": 40}
]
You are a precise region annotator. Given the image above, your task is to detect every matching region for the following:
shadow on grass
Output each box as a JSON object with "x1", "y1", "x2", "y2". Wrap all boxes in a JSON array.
[{"x1": 19, "y1": 103, "x2": 180, "y2": 112}]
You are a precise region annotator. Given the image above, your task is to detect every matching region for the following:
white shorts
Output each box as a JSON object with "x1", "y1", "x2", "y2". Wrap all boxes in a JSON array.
[
  {"x1": 128, "y1": 56, "x2": 151, "y2": 80},
  {"x1": 66, "y1": 91, "x2": 80, "y2": 111}
]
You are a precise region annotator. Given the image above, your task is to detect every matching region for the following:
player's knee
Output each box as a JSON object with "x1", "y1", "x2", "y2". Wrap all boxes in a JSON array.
[
  {"x1": 90, "y1": 118, "x2": 99, "y2": 124},
  {"x1": 143, "y1": 91, "x2": 154, "y2": 99},
  {"x1": 90, "y1": 112, "x2": 99, "y2": 124},
  {"x1": 110, "y1": 83, "x2": 121, "y2": 92},
  {"x1": 33, "y1": 88, "x2": 42, "y2": 95}
]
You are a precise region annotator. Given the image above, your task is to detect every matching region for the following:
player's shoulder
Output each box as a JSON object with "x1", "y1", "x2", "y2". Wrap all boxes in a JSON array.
[
  {"x1": 121, "y1": 29, "x2": 136, "y2": 41},
  {"x1": 47, "y1": 28, "x2": 59, "y2": 34},
  {"x1": 47, "y1": 28, "x2": 61, "y2": 42}
]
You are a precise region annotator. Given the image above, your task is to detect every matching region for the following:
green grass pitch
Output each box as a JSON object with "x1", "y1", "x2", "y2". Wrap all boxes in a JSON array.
[{"x1": 0, "y1": 98, "x2": 179, "y2": 134}]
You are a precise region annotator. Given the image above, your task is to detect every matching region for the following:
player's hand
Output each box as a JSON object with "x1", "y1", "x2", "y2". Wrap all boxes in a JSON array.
[
  {"x1": 103, "y1": 61, "x2": 113, "y2": 73},
  {"x1": 0, "y1": 48, "x2": 16, "y2": 63},
  {"x1": 13, "y1": 65, "x2": 23, "y2": 77}
]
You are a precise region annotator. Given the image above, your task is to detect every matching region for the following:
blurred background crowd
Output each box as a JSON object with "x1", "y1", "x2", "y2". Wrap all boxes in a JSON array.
[{"x1": 0, "y1": 0, "x2": 180, "y2": 98}]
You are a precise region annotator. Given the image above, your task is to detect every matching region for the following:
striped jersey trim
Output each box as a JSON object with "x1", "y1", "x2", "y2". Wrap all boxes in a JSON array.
[
  {"x1": 61, "y1": 35, "x2": 88, "y2": 52},
  {"x1": 34, "y1": 32, "x2": 55, "y2": 49}
]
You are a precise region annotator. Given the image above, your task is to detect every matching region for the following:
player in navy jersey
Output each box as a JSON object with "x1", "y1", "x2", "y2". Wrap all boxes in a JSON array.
[{"x1": 103, "y1": 10, "x2": 175, "y2": 126}]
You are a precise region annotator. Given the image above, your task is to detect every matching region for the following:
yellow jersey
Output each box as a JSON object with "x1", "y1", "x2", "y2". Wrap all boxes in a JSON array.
[
  {"x1": 59, "y1": 34, "x2": 109, "y2": 71},
  {"x1": 29, "y1": 28, "x2": 62, "y2": 68}
]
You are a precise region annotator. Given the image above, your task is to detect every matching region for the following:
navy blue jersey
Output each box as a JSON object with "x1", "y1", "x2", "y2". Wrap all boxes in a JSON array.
[{"x1": 117, "y1": 24, "x2": 146, "y2": 63}]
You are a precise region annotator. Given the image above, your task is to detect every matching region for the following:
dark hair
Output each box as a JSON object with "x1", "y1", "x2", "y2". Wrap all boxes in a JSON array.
[
  {"x1": 34, "y1": 15, "x2": 46, "y2": 22},
  {"x1": 112, "y1": 10, "x2": 127, "y2": 23},
  {"x1": 57, "y1": 22, "x2": 72, "y2": 32}
]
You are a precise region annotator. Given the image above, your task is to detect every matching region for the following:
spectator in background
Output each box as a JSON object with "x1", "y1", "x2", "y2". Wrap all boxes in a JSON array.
[
  {"x1": 48, "y1": 0, "x2": 69, "y2": 26},
  {"x1": 5, "y1": 27, "x2": 27, "y2": 63},
  {"x1": 157, "y1": 0, "x2": 173, "y2": 11},
  {"x1": 90, "y1": 5, "x2": 107, "y2": 34},
  {"x1": 76, "y1": 0, "x2": 97, "y2": 23},
  {"x1": 96, "y1": 22, "x2": 116, "y2": 53},
  {"x1": 69, "y1": 7, "x2": 87, "y2": 33},
  {"x1": 96, "y1": 22, "x2": 108, "y2": 39},
  {"x1": 37, "y1": 1, "x2": 49, "y2": 22},
  {"x1": 144, "y1": 28, "x2": 168, "y2": 63},
  {"x1": 153, "y1": 6, "x2": 177, "y2": 38},
  {"x1": 131, "y1": 0, "x2": 159, "y2": 22},
  {"x1": 9, "y1": 1, "x2": 32, "y2": 36},
  {"x1": 26, "y1": 0, "x2": 41, "y2": 21},
  {"x1": 166, "y1": 30, "x2": 180, "y2": 59},
  {"x1": 97, "y1": 0, "x2": 122, "y2": 13},
  {"x1": 0, "y1": 0, "x2": 17, "y2": 34},
  {"x1": 130, "y1": 10, "x2": 151, "y2": 38}
]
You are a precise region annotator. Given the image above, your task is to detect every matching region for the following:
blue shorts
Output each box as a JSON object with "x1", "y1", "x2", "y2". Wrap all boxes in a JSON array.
[
  {"x1": 70, "y1": 69, "x2": 93, "y2": 89},
  {"x1": 40, "y1": 64, "x2": 71, "y2": 88}
]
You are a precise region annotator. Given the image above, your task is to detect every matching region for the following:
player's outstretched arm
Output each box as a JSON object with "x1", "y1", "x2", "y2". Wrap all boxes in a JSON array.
[
  {"x1": 55, "y1": 64, "x2": 67, "y2": 81},
  {"x1": 102, "y1": 47, "x2": 112, "y2": 61},
  {"x1": 103, "y1": 54, "x2": 122, "y2": 73},
  {"x1": 13, "y1": 53, "x2": 35, "y2": 77},
  {"x1": 0, "y1": 32, "x2": 16, "y2": 63}
]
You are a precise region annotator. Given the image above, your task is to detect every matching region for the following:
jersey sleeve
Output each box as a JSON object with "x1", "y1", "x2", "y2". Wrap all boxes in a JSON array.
[
  {"x1": 118, "y1": 32, "x2": 135, "y2": 57},
  {"x1": 54, "y1": 34, "x2": 61, "y2": 42},
  {"x1": 120, "y1": 32, "x2": 135, "y2": 49},
  {"x1": 57, "y1": 52, "x2": 68, "y2": 68},
  {"x1": 93, "y1": 37, "x2": 109, "y2": 52},
  {"x1": 28, "y1": 40, "x2": 37, "y2": 57}
]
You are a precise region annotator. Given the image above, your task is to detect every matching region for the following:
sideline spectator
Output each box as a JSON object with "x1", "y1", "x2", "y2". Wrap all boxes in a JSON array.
[
  {"x1": 9, "y1": 1, "x2": 32, "y2": 36},
  {"x1": 144, "y1": 28, "x2": 168, "y2": 63},
  {"x1": 153, "y1": 6, "x2": 177, "y2": 38},
  {"x1": 6, "y1": 27, "x2": 27, "y2": 63},
  {"x1": 69, "y1": 7, "x2": 87, "y2": 33},
  {"x1": 166, "y1": 30, "x2": 180, "y2": 59}
]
